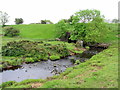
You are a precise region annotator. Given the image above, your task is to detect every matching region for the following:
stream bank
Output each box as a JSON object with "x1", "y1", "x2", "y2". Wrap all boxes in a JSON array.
[{"x1": 0, "y1": 46, "x2": 105, "y2": 83}]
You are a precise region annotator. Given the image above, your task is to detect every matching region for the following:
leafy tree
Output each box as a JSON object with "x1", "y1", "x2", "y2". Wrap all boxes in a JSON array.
[
  {"x1": 70, "y1": 10, "x2": 109, "y2": 43},
  {"x1": 0, "y1": 11, "x2": 9, "y2": 27},
  {"x1": 15, "y1": 18, "x2": 23, "y2": 24}
]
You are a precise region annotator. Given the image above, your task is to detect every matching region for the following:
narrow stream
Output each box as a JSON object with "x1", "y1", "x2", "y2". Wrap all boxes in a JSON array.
[{"x1": 0, "y1": 47, "x2": 104, "y2": 83}]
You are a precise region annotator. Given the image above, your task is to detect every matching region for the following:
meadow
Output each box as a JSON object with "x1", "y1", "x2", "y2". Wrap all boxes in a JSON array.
[{"x1": 9, "y1": 24, "x2": 56, "y2": 39}]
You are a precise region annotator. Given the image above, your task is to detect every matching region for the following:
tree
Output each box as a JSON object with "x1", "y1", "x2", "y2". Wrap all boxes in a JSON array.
[
  {"x1": 73, "y1": 9, "x2": 103, "y2": 23},
  {"x1": 0, "y1": 11, "x2": 9, "y2": 27},
  {"x1": 56, "y1": 9, "x2": 110, "y2": 43},
  {"x1": 41, "y1": 20, "x2": 46, "y2": 24},
  {"x1": 15, "y1": 18, "x2": 23, "y2": 24},
  {"x1": 55, "y1": 19, "x2": 73, "y2": 39},
  {"x1": 70, "y1": 9, "x2": 109, "y2": 43},
  {"x1": 112, "y1": 19, "x2": 120, "y2": 23},
  {"x1": 40, "y1": 20, "x2": 53, "y2": 24}
]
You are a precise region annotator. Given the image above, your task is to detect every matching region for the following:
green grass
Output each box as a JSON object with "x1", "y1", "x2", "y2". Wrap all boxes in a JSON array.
[{"x1": 9, "y1": 24, "x2": 56, "y2": 39}]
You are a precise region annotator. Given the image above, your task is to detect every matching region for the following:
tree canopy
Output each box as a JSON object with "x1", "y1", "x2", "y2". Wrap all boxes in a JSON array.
[{"x1": 15, "y1": 18, "x2": 24, "y2": 24}]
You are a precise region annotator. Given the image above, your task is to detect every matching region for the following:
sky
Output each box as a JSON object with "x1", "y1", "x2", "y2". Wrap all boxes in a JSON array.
[{"x1": 0, "y1": 0, "x2": 119, "y2": 24}]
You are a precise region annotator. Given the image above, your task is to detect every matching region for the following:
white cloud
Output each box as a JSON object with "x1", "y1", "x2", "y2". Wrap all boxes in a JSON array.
[{"x1": 0, "y1": 0, "x2": 119, "y2": 24}]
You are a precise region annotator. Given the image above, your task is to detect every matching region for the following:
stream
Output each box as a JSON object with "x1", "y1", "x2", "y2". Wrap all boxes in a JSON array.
[{"x1": 0, "y1": 47, "x2": 104, "y2": 83}]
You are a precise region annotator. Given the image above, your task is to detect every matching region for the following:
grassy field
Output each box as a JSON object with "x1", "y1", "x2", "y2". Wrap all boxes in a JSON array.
[
  {"x1": 9, "y1": 24, "x2": 56, "y2": 39},
  {"x1": 0, "y1": 23, "x2": 119, "y2": 88}
]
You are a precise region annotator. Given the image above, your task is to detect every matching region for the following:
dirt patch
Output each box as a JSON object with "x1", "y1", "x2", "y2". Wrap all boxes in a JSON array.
[{"x1": 30, "y1": 83, "x2": 43, "y2": 88}]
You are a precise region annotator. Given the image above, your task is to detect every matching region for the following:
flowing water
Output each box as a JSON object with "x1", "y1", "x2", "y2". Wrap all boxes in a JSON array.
[{"x1": 0, "y1": 47, "x2": 104, "y2": 83}]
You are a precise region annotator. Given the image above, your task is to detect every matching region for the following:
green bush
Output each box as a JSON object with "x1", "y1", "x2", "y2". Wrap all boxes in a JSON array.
[
  {"x1": 49, "y1": 55, "x2": 60, "y2": 60},
  {"x1": 3, "y1": 27, "x2": 20, "y2": 37}
]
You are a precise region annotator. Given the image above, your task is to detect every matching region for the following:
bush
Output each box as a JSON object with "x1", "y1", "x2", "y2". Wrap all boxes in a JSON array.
[{"x1": 3, "y1": 27, "x2": 20, "y2": 37}]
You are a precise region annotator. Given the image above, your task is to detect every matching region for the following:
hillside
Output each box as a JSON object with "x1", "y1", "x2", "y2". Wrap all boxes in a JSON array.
[{"x1": 10, "y1": 24, "x2": 56, "y2": 39}]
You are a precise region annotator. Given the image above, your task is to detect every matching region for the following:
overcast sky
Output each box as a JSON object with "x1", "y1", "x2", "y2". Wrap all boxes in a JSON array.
[{"x1": 0, "y1": 0, "x2": 119, "y2": 24}]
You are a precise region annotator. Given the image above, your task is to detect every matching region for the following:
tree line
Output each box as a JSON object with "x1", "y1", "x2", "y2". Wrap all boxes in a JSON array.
[{"x1": 0, "y1": 11, "x2": 54, "y2": 27}]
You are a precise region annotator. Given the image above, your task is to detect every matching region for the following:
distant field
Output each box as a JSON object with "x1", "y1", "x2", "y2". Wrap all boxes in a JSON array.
[{"x1": 10, "y1": 24, "x2": 56, "y2": 39}]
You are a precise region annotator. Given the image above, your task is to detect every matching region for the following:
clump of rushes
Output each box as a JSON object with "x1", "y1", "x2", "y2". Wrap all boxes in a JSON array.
[
  {"x1": 75, "y1": 60, "x2": 80, "y2": 65},
  {"x1": 1, "y1": 81, "x2": 17, "y2": 88},
  {"x1": 49, "y1": 55, "x2": 60, "y2": 60},
  {"x1": 85, "y1": 46, "x2": 90, "y2": 50}
]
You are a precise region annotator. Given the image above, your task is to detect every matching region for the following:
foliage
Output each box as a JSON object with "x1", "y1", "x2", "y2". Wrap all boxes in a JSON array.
[
  {"x1": 70, "y1": 10, "x2": 110, "y2": 43},
  {"x1": 25, "y1": 58, "x2": 34, "y2": 63},
  {"x1": 112, "y1": 19, "x2": 120, "y2": 23},
  {"x1": 3, "y1": 27, "x2": 20, "y2": 37},
  {"x1": 15, "y1": 18, "x2": 23, "y2": 24},
  {"x1": 1, "y1": 40, "x2": 70, "y2": 68},
  {"x1": 73, "y1": 9, "x2": 103, "y2": 23},
  {"x1": 49, "y1": 55, "x2": 60, "y2": 60},
  {"x1": 55, "y1": 19, "x2": 73, "y2": 38},
  {"x1": 2, "y1": 58, "x2": 23, "y2": 68},
  {"x1": 56, "y1": 9, "x2": 110, "y2": 43},
  {"x1": 0, "y1": 11, "x2": 9, "y2": 27},
  {"x1": 41, "y1": 20, "x2": 53, "y2": 24}
]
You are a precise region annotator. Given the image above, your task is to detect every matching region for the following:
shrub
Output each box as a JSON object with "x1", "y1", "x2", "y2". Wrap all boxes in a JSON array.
[
  {"x1": 49, "y1": 55, "x2": 60, "y2": 60},
  {"x1": 3, "y1": 27, "x2": 20, "y2": 37}
]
